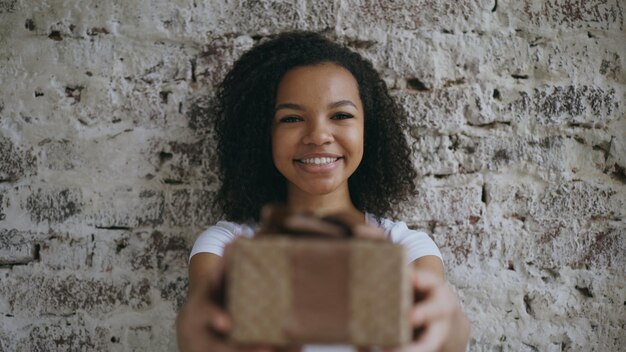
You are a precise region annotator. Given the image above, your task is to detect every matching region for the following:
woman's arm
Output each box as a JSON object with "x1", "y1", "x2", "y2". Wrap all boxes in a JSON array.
[
  {"x1": 176, "y1": 253, "x2": 227, "y2": 352},
  {"x1": 187, "y1": 252, "x2": 223, "y2": 295},
  {"x1": 406, "y1": 256, "x2": 470, "y2": 352},
  {"x1": 177, "y1": 252, "x2": 272, "y2": 352}
]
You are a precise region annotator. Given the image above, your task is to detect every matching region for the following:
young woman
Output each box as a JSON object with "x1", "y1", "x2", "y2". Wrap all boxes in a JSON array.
[{"x1": 176, "y1": 31, "x2": 470, "y2": 352}]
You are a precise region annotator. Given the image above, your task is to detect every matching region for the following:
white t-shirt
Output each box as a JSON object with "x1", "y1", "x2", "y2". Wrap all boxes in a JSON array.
[
  {"x1": 189, "y1": 214, "x2": 442, "y2": 352},
  {"x1": 190, "y1": 213, "x2": 442, "y2": 264}
]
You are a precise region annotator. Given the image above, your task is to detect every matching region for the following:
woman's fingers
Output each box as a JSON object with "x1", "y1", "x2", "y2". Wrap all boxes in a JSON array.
[
  {"x1": 176, "y1": 301, "x2": 232, "y2": 352},
  {"x1": 209, "y1": 304, "x2": 233, "y2": 333},
  {"x1": 409, "y1": 276, "x2": 458, "y2": 327},
  {"x1": 182, "y1": 294, "x2": 232, "y2": 333},
  {"x1": 179, "y1": 259, "x2": 275, "y2": 352},
  {"x1": 410, "y1": 269, "x2": 444, "y2": 292},
  {"x1": 410, "y1": 288, "x2": 457, "y2": 327},
  {"x1": 395, "y1": 269, "x2": 462, "y2": 352},
  {"x1": 182, "y1": 305, "x2": 270, "y2": 352},
  {"x1": 396, "y1": 321, "x2": 449, "y2": 352},
  {"x1": 187, "y1": 286, "x2": 231, "y2": 335}
]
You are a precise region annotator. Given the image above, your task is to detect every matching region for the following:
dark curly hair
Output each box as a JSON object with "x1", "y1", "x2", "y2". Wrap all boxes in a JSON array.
[{"x1": 213, "y1": 31, "x2": 417, "y2": 223}]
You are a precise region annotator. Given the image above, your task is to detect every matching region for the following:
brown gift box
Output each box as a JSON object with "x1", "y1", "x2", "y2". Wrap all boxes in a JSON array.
[{"x1": 226, "y1": 237, "x2": 411, "y2": 347}]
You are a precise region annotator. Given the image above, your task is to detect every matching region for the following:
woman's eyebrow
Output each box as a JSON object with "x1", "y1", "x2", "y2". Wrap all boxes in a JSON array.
[
  {"x1": 328, "y1": 100, "x2": 357, "y2": 109},
  {"x1": 274, "y1": 100, "x2": 357, "y2": 112},
  {"x1": 275, "y1": 102, "x2": 305, "y2": 112}
]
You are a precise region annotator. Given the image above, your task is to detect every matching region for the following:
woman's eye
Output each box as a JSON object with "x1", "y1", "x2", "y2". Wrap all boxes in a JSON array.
[
  {"x1": 279, "y1": 116, "x2": 302, "y2": 123},
  {"x1": 332, "y1": 113, "x2": 354, "y2": 120}
]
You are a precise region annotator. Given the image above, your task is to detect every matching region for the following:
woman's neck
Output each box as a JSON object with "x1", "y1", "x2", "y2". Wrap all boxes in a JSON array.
[{"x1": 286, "y1": 185, "x2": 362, "y2": 220}]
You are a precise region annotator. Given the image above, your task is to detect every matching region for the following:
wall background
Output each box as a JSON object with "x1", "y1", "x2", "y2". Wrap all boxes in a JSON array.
[{"x1": 0, "y1": 0, "x2": 625, "y2": 351}]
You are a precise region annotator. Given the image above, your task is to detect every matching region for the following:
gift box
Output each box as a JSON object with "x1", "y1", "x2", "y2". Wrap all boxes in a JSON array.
[{"x1": 226, "y1": 236, "x2": 411, "y2": 347}]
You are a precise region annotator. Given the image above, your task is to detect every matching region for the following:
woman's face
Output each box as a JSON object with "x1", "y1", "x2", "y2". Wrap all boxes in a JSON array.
[{"x1": 272, "y1": 62, "x2": 365, "y2": 197}]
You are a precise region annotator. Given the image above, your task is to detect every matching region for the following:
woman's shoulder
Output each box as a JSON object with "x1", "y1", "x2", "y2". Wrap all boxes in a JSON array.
[
  {"x1": 200, "y1": 220, "x2": 257, "y2": 237},
  {"x1": 365, "y1": 213, "x2": 426, "y2": 237},
  {"x1": 365, "y1": 213, "x2": 442, "y2": 263},
  {"x1": 189, "y1": 220, "x2": 256, "y2": 259}
]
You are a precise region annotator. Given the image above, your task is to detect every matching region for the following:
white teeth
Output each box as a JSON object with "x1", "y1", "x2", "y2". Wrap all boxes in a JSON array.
[{"x1": 299, "y1": 157, "x2": 339, "y2": 165}]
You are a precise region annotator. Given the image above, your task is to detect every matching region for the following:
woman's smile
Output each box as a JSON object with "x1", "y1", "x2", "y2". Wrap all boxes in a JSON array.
[{"x1": 294, "y1": 154, "x2": 343, "y2": 173}]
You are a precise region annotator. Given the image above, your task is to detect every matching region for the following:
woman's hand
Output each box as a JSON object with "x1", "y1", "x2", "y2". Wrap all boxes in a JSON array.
[
  {"x1": 388, "y1": 269, "x2": 470, "y2": 352},
  {"x1": 176, "y1": 251, "x2": 274, "y2": 352},
  {"x1": 176, "y1": 288, "x2": 231, "y2": 352}
]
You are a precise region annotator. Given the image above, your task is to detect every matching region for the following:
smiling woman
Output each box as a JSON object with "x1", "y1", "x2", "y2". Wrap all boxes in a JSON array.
[{"x1": 176, "y1": 31, "x2": 470, "y2": 352}]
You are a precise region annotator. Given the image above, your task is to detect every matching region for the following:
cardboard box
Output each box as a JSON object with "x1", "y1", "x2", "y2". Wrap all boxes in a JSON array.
[{"x1": 226, "y1": 236, "x2": 411, "y2": 347}]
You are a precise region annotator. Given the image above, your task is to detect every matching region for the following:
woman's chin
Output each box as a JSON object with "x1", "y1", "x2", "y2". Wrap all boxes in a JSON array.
[
  {"x1": 303, "y1": 187, "x2": 334, "y2": 196},
  {"x1": 298, "y1": 183, "x2": 341, "y2": 196}
]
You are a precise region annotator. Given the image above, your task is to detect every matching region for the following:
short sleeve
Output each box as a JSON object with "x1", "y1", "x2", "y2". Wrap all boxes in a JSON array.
[
  {"x1": 189, "y1": 220, "x2": 255, "y2": 260},
  {"x1": 378, "y1": 218, "x2": 443, "y2": 264}
]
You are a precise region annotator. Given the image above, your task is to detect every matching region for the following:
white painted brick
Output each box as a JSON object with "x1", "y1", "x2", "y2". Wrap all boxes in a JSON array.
[
  {"x1": 338, "y1": 0, "x2": 489, "y2": 33},
  {"x1": 88, "y1": 187, "x2": 164, "y2": 228},
  {"x1": 1, "y1": 0, "x2": 624, "y2": 350},
  {"x1": 0, "y1": 229, "x2": 35, "y2": 264},
  {"x1": 499, "y1": 0, "x2": 624, "y2": 32},
  {"x1": 400, "y1": 174, "x2": 485, "y2": 226}
]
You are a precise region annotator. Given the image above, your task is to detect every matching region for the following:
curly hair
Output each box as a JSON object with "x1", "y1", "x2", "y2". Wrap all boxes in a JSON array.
[{"x1": 213, "y1": 31, "x2": 417, "y2": 223}]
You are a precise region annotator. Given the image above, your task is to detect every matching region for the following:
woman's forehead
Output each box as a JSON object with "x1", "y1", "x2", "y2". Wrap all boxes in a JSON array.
[{"x1": 275, "y1": 63, "x2": 362, "y2": 108}]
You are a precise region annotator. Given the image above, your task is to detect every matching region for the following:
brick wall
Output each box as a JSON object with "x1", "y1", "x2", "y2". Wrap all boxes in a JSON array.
[{"x1": 0, "y1": 0, "x2": 624, "y2": 351}]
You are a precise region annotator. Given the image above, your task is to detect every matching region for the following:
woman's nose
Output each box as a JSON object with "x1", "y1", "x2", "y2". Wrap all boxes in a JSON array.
[{"x1": 302, "y1": 119, "x2": 334, "y2": 145}]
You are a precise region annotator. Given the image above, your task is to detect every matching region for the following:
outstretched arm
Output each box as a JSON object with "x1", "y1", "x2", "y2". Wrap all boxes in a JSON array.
[
  {"x1": 395, "y1": 256, "x2": 470, "y2": 352},
  {"x1": 176, "y1": 252, "x2": 273, "y2": 352}
]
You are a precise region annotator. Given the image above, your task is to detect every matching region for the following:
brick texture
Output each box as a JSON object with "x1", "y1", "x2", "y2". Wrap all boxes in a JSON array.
[{"x1": 1, "y1": 1, "x2": 625, "y2": 351}]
